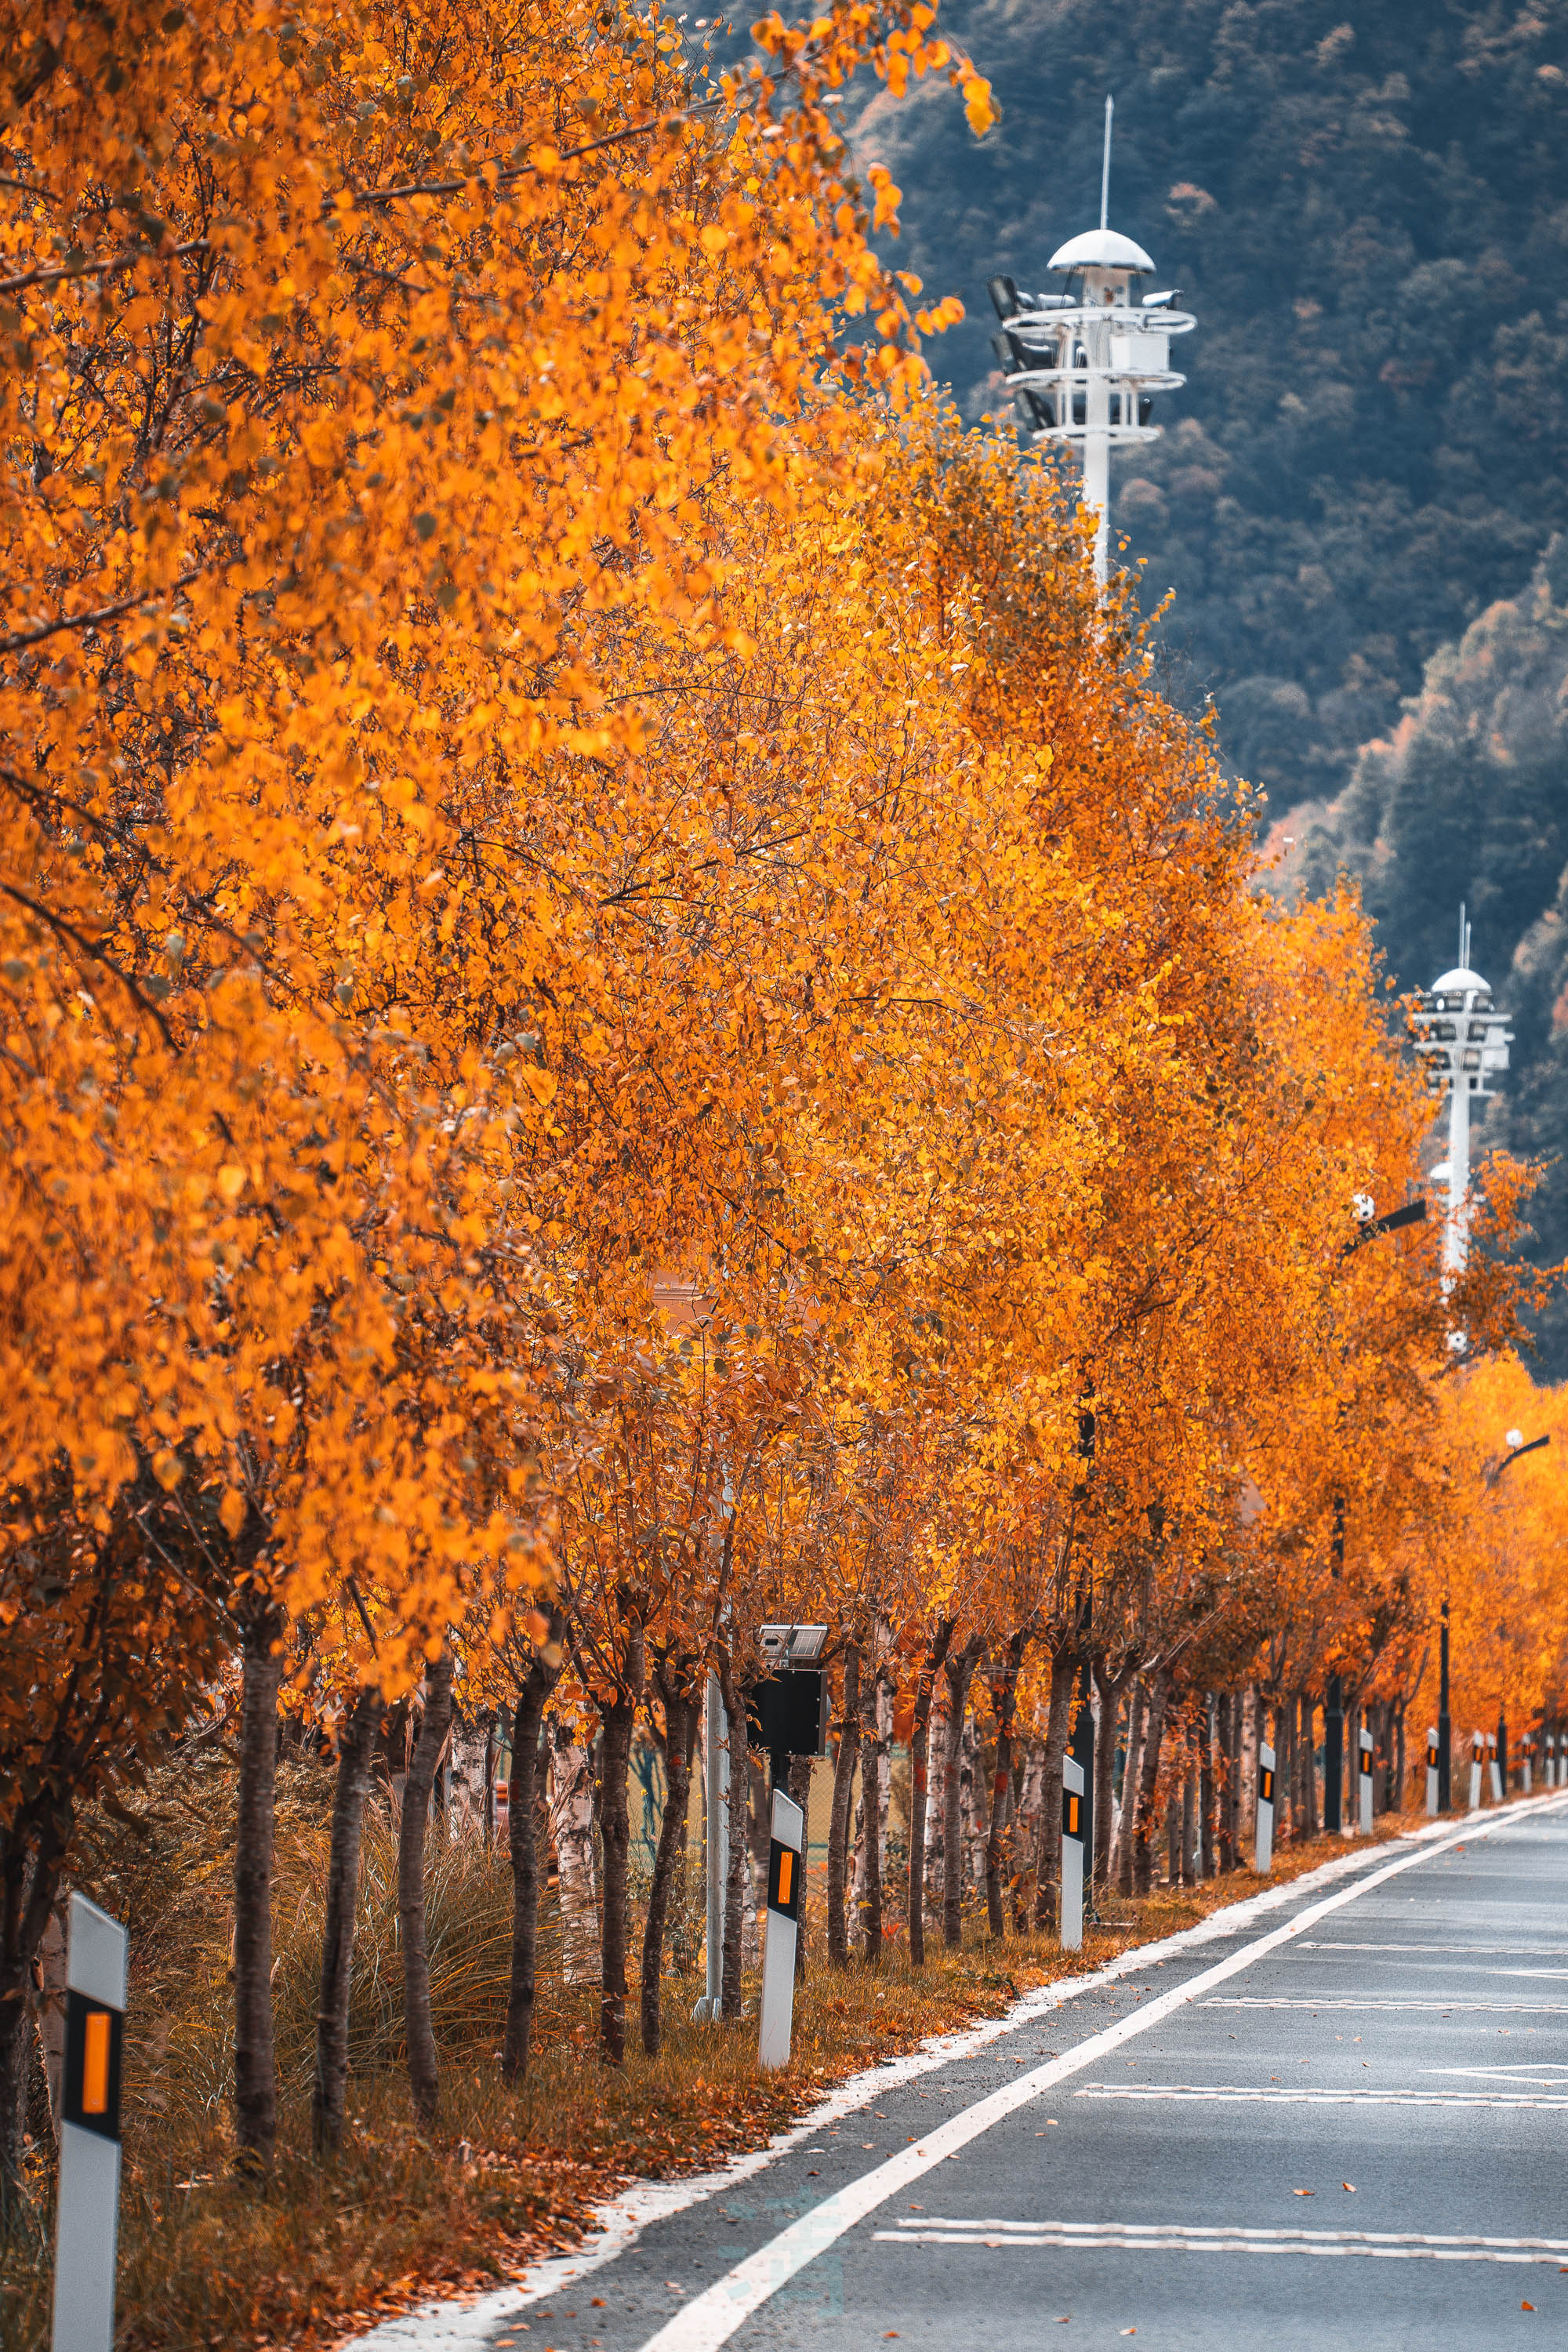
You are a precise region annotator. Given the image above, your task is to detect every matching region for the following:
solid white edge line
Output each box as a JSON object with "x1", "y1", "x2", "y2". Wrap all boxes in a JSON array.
[
  {"x1": 630, "y1": 1793, "x2": 1568, "y2": 2352},
  {"x1": 343, "y1": 1791, "x2": 1566, "y2": 2350}
]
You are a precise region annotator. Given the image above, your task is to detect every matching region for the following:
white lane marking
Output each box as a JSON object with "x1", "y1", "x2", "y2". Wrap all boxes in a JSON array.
[
  {"x1": 1299, "y1": 1941, "x2": 1568, "y2": 1956},
  {"x1": 1425, "y1": 2065, "x2": 1568, "y2": 2084},
  {"x1": 631, "y1": 1798, "x2": 1568, "y2": 2352},
  {"x1": 347, "y1": 1807, "x2": 1523, "y2": 2347},
  {"x1": 1291, "y1": 1957, "x2": 1568, "y2": 1980},
  {"x1": 875, "y1": 2221, "x2": 1568, "y2": 2264},
  {"x1": 1203, "y1": 1997, "x2": 1568, "y2": 2013},
  {"x1": 1073, "y1": 2083, "x2": 1568, "y2": 2108}
]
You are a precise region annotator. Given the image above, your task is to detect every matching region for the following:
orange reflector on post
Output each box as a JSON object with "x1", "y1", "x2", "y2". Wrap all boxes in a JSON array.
[
  {"x1": 776, "y1": 1851, "x2": 793, "y2": 1907},
  {"x1": 82, "y1": 2010, "x2": 111, "y2": 2115}
]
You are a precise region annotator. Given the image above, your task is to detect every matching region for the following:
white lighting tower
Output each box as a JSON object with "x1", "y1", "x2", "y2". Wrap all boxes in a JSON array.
[
  {"x1": 1408, "y1": 906, "x2": 1512, "y2": 1280},
  {"x1": 987, "y1": 95, "x2": 1195, "y2": 589}
]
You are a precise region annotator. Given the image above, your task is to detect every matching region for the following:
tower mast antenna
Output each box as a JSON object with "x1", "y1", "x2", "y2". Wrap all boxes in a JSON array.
[{"x1": 1100, "y1": 93, "x2": 1113, "y2": 232}]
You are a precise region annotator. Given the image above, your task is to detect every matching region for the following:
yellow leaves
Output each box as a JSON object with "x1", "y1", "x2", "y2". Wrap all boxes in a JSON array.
[
  {"x1": 220, "y1": 1486, "x2": 248, "y2": 1538},
  {"x1": 216, "y1": 1165, "x2": 247, "y2": 1204},
  {"x1": 153, "y1": 1450, "x2": 184, "y2": 1491},
  {"x1": 960, "y1": 68, "x2": 996, "y2": 136}
]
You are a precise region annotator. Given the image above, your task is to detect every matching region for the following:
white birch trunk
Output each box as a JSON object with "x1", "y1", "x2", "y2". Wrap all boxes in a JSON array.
[{"x1": 548, "y1": 1716, "x2": 600, "y2": 1985}]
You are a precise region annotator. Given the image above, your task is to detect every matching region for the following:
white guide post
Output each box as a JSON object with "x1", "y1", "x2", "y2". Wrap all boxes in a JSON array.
[
  {"x1": 1358, "y1": 1726, "x2": 1374, "y2": 1835},
  {"x1": 51, "y1": 1893, "x2": 128, "y2": 2352},
  {"x1": 1468, "y1": 1733, "x2": 1483, "y2": 1812},
  {"x1": 1425, "y1": 1726, "x2": 1440, "y2": 1817},
  {"x1": 1548, "y1": 1733, "x2": 1558, "y2": 1789},
  {"x1": 1521, "y1": 1742, "x2": 1532, "y2": 1795},
  {"x1": 1488, "y1": 1733, "x2": 1503, "y2": 1804},
  {"x1": 757, "y1": 1788, "x2": 805, "y2": 2069},
  {"x1": 1254, "y1": 1740, "x2": 1276, "y2": 1875},
  {"x1": 693, "y1": 1670, "x2": 728, "y2": 2023},
  {"x1": 1060, "y1": 1754, "x2": 1085, "y2": 1949}
]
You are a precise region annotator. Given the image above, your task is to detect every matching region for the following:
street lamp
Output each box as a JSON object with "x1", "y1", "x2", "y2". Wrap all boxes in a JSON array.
[
  {"x1": 1408, "y1": 905, "x2": 1512, "y2": 1283},
  {"x1": 1323, "y1": 1194, "x2": 1428, "y2": 1833},
  {"x1": 1483, "y1": 1430, "x2": 1551, "y2": 1795},
  {"x1": 987, "y1": 93, "x2": 1195, "y2": 590}
]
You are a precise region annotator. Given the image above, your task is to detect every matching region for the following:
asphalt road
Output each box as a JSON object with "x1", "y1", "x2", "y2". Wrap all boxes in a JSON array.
[{"x1": 381, "y1": 1798, "x2": 1568, "y2": 2352}]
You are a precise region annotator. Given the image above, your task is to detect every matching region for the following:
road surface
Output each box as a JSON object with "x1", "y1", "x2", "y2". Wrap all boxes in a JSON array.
[{"x1": 379, "y1": 1798, "x2": 1568, "y2": 2352}]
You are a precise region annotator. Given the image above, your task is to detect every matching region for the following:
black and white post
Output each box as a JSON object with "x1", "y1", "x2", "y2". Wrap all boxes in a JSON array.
[
  {"x1": 1358, "y1": 1725, "x2": 1374, "y2": 1835},
  {"x1": 51, "y1": 1892, "x2": 127, "y2": 2352},
  {"x1": 1425, "y1": 1725, "x2": 1440, "y2": 1817},
  {"x1": 1468, "y1": 1732, "x2": 1483, "y2": 1812},
  {"x1": 757, "y1": 1788, "x2": 804, "y2": 2069},
  {"x1": 1254, "y1": 1740, "x2": 1276, "y2": 1875},
  {"x1": 1060, "y1": 1754, "x2": 1085, "y2": 1951},
  {"x1": 1488, "y1": 1733, "x2": 1503, "y2": 1804}
]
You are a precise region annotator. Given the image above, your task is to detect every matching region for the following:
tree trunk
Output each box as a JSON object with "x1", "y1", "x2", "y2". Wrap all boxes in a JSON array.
[
  {"x1": 503, "y1": 1633, "x2": 562, "y2": 2082},
  {"x1": 548, "y1": 1718, "x2": 600, "y2": 1984},
  {"x1": 1092, "y1": 1659, "x2": 1120, "y2": 1894},
  {"x1": 597, "y1": 1630, "x2": 642, "y2": 2063},
  {"x1": 1180, "y1": 1749, "x2": 1196, "y2": 1885},
  {"x1": 718, "y1": 1658, "x2": 751, "y2": 2020},
  {"x1": 907, "y1": 1621, "x2": 954, "y2": 1967},
  {"x1": 0, "y1": 1812, "x2": 65, "y2": 2205},
  {"x1": 858, "y1": 1664, "x2": 889, "y2": 1965},
  {"x1": 641, "y1": 1659, "x2": 699, "y2": 2056},
  {"x1": 1132, "y1": 1669, "x2": 1169, "y2": 1895},
  {"x1": 1200, "y1": 1697, "x2": 1217, "y2": 1880},
  {"x1": 1014, "y1": 1737, "x2": 1045, "y2": 1931},
  {"x1": 312, "y1": 1682, "x2": 381, "y2": 2154},
  {"x1": 234, "y1": 1599, "x2": 285, "y2": 2170},
  {"x1": 1033, "y1": 1649, "x2": 1076, "y2": 1930},
  {"x1": 787, "y1": 1755, "x2": 812, "y2": 1980},
  {"x1": 399, "y1": 1645, "x2": 455, "y2": 2129},
  {"x1": 942, "y1": 1639, "x2": 982, "y2": 1948},
  {"x1": 826, "y1": 1643, "x2": 860, "y2": 1969},
  {"x1": 925, "y1": 1674, "x2": 949, "y2": 1920},
  {"x1": 985, "y1": 1632, "x2": 1026, "y2": 1938},
  {"x1": 1115, "y1": 1677, "x2": 1146, "y2": 1894}
]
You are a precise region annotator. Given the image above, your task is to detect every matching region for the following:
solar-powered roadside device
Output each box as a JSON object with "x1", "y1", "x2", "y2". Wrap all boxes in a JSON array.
[
  {"x1": 748, "y1": 1625, "x2": 827, "y2": 2067},
  {"x1": 987, "y1": 95, "x2": 1195, "y2": 589},
  {"x1": 1254, "y1": 1740, "x2": 1276, "y2": 1875},
  {"x1": 52, "y1": 1893, "x2": 128, "y2": 2352}
]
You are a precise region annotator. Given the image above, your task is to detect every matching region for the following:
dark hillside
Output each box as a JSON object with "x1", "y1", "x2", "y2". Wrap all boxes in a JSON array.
[{"x1": 859, "y1": 0, "x2": 1568, "y2": 809}]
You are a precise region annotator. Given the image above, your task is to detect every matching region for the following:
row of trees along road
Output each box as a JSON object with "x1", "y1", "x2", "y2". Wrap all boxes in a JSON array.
[{"x1": 0, "y1": 0, "x2": 1554, "y2": 2190}]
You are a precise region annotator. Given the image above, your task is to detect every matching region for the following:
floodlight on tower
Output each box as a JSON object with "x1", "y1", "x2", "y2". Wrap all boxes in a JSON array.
[{"x1": 987, "y1": 94, "x2": 1196, "y2": 590}]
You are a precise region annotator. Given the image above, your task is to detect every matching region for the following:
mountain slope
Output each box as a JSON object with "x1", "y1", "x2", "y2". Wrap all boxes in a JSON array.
[{"x1": 862, "y1": 0, "x2": 1568, "y2": 808}]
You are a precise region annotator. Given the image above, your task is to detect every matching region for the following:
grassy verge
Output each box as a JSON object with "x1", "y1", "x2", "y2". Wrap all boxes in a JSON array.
[{"x1": 0, "y1": 1769, "x2": 1417, "y2": 2352}]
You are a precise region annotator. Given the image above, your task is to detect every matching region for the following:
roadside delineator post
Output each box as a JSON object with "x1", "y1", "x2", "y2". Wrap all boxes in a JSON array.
[
  {"x1": 1425, "y1": 1726, "x2": 1440, "y2": 1816},
  {"x1": 1358, "y1": 1726, "x2": 1374, "y2": 1835},
  {"x1": 51, "y1": 1893, "x2": 127, "y2": 2352},
  {"x1": 1468, "y1": 1731, "x2": 1484, "y2": 1811},
  {"x1": 1254, "y1": 1740, "x2": 1276, "y2": 1875},
  {"x1": 1060, "y1": 1754, "x2": 1085, "y2": 1949},
  {"x1": 757, "y1": 1788, "x2": 805, "y2": 2069},
  {"x1": 1547, "y1": 1732, "x2": 1557, "y2": 1788},
  {"x1": 1487, "y1": 1732, "x2": 1503, "y2": 1804}
]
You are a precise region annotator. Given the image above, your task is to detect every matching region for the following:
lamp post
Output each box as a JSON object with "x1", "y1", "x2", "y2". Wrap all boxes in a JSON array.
[
  {"x1": 1484, "y1": 1430, "x2": 1551, "y2": 1796},
  {"x1": 1323, "y1": 1193, "x2": 1428, "y2": 1833},
  {"x1": 987, "y1": 94, "x2": 1194, "y2": 590},
  {"x1": 1408, "y1": 906, "x2": 1513, "y2": 1808}
]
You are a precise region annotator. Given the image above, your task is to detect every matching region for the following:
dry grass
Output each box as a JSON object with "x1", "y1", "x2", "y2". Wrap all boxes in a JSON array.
[{"x1": 0, "y1": 1758, "x2": 1415, "y2": 2352}]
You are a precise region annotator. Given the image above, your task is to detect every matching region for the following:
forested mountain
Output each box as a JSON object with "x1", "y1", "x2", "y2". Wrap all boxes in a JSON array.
[
  {"x1": 853, "y1": 0, "x2": 1568, "y2": 1365},
  {"x1": 862, "y1": 0, "x2": 1568, "y2": 809}
]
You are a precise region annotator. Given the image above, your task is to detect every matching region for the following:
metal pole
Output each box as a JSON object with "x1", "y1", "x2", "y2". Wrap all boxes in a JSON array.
[
  {"x1": 694, "y1": 1669, "x2": 728, "y2": 2023},
  {"x1": 1324, "y1": 1497, "x2": 1345, "y2": 1832},
  {"x1": 1438, "y1": 1595, "x2": 1451, "y2": 1810},
  {"x1": 1443, "y1": 1066, "x2": 1470, "y2": 1281}
]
